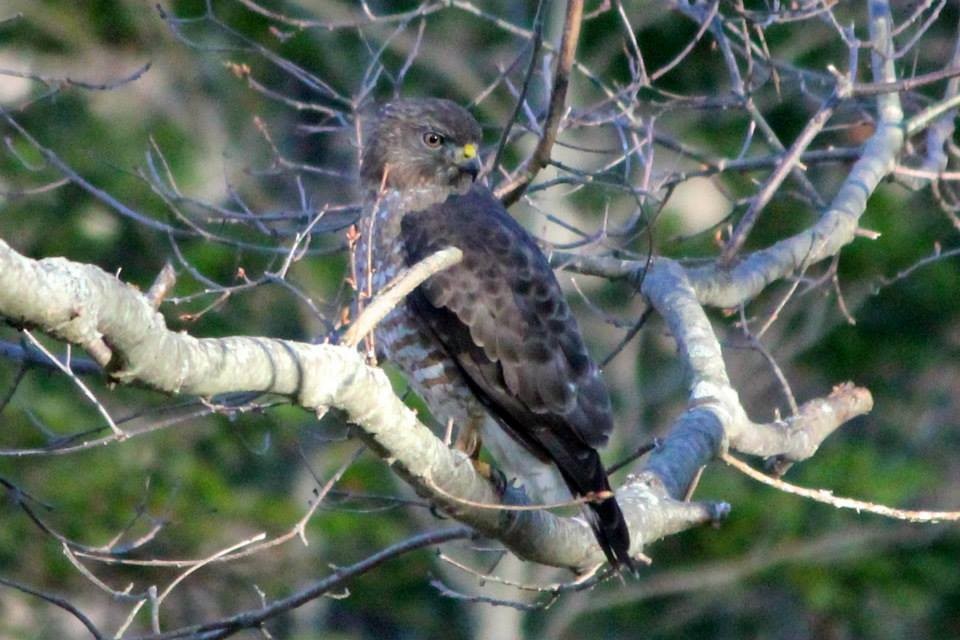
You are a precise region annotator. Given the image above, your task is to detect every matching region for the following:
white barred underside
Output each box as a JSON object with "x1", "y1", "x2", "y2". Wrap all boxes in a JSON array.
[{"x1": 354, "y1": 190, "x2": 481, "y2": 427}]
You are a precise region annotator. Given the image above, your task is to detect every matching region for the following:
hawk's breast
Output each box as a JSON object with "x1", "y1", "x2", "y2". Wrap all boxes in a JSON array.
[{"x1": 353, "y1": 190, "x2": 483, "y2": 427}]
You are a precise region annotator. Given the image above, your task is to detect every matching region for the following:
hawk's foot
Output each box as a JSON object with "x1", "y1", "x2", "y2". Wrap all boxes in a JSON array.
[
  {"x1": 453, "y1": 415, "x2": 483, "y2": 459},
  {"x1": 483, "y1": 464, "x2": 509, "y2": 496},
  {"x1": 470, "y1": 458, "x2": 493, "y2": 481}
]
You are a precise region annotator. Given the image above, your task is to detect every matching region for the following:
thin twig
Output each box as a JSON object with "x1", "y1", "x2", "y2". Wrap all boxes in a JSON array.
[
  {"x1": 497, "y1": 0, "x2": 584, "y2": 205},
  {"x1": 720, "y1": 92, "x2": 838, "y2": 264},
  {"x1": 21, "y1": 331, "x2": 124, "y2": 438},
  {"x1": 723, "y1": 452, "x2": 960, "y2": 522},
  {"x1": 490, "y1": 0, "x2": 546, "y2": 175},
  {"x1": 145, "y1": 262, "x2": 177, "y2": 309},
  {"x1": 341, "y1": 247, "x2": 463, "y2": 348},
  {"x1": 430, "y1": 576, "x2": 559, "y2": 611},
  {"x1": 0, "y1": 576, "x2": 106, "y2": 639}
]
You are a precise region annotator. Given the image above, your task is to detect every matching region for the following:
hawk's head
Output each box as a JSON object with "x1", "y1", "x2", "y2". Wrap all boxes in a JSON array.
[{"x1": 360, "y1": 98, "x2": 482, "y2": 194}]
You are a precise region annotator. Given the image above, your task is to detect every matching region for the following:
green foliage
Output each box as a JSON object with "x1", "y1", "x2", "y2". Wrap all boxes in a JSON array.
[{"x1": 1, "y1": 1, "x2": 960, "y2": 638}]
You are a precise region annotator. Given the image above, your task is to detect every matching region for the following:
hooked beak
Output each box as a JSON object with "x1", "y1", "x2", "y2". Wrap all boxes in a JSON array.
[{"x1": 456, "y1": 143, "x2": 481, "y2": 180}]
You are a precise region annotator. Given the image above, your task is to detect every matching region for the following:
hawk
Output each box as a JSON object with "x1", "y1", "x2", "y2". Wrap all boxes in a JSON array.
[{"x1": 353, "y1": 98, "x2": 633, "y2": 570}]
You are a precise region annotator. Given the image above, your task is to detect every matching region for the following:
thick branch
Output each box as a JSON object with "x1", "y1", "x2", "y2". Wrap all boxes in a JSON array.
[
  {"x1": 729, "y1": 383, "x2": 873, "y2": 461},
  {"x1": 636, "y1": 258, "x2": 872, "y2": 498},
  {"x1": 688, "y1": 0, "x2": 904, "y2": 307},
  {"x1": 0, "y1": 239, "x2": 717, "y2": 571},
  {"x1": 547, "y1": 3, "x2": 906, "y2": 311}
]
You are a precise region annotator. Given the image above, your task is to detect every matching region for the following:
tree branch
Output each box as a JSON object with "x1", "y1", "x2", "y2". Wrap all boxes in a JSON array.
[
  {"x1": 496, "y1": 0, "x2": 584, "y2": 206},
  {"x1": 0, "y1": 575, "x2": 105, "y2": 640},
  {"x1": 722, "y1": 453, "x2": 960, "y2": 522},
  {"x1": 340, "y1": 247, "x2": 462, "y2": 348},
  {"x1": 636, "y1": 258, "x2": 873, "y2": 499},
  {"x1": 688, "y1": 0, "x2": 903, "y2": 307},
  {"x1": 135, "y1": 526, "x2": 472, "y2": 640},
  {"x1": 548, "y1": 1, "x2": 905, "y2": 311},
  {"x1": 0, "y1": 238, "x2": 724, "y2": 571}
]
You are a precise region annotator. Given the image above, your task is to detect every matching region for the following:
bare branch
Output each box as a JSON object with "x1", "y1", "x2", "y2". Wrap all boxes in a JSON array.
[
  {"x1": 132, "y1": 526, "x2": 471, "y2": 640},
  {"x1": 723, "y1": 453, "x2": 960, "y2": 522},
  {"x1": 0, "y1": 575, "x2": 106, "y2": 640},
  {"x1": 496, "y1": 0, "x2": 584, "y2": 205},
  {"x1": 719, "y1": 93, "x2": 839, "y2": 265},
  {"x1": 340, "y1": 247, "x2": 463, "y2": 348}
]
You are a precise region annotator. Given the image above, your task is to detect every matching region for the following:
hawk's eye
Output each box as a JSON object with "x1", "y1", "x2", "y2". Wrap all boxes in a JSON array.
[{"x1": 422, "y1": 131, "x2": 444, "y2": 148}]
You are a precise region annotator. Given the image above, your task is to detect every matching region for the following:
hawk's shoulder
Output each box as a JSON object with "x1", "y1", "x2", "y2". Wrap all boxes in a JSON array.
[{"x1": 399, "y1": 187, "x2": 613, "y2": 449}]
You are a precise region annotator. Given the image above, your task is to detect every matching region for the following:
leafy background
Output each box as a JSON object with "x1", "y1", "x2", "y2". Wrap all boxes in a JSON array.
[{"x1": 0, "y1": 1, "x2": 958, "y2": 638}]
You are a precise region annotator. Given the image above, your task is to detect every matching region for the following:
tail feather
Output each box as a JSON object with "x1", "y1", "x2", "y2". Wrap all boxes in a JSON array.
[
  {"x1": 586, "y1": 489, "x2": 636, "y2": 574},
  {"x1": 542, "y1": 438, "x2": 635, "y2": 573}
]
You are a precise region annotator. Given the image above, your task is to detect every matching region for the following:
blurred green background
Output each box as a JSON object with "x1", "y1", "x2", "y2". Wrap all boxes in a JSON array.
[{"x1": 1, "y1": 1, "x2": 959, "y2": 638}]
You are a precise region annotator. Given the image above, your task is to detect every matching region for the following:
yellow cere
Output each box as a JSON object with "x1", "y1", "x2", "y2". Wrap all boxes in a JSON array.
[{"x1": 462, "y1": 143, "x2": 477, "y2": 159}]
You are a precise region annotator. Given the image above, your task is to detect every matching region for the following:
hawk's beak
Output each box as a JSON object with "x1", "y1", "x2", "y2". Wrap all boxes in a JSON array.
[{"x1": 457, "y1": 143, "x2": 481, "y2": 180}]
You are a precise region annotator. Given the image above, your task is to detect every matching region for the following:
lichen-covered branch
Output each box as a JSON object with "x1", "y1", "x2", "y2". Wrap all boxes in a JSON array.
[
  {"x1": 551, "y1": 1, "x2": 907, "y2": 312},
  {"x1": 636, "y1": 257, "x2": 873, "y2": 499},
  {"x1": 0, "y1": 238, "x2": 719, "y2": 571}
]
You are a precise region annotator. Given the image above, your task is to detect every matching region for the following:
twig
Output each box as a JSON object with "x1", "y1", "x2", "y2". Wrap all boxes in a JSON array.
[
  {"x1": 0, "y1": 62, "x2": 151, "y2": 92},
  {"x1": 430, "y1": 576, "x2": 559, "y2": 611},
  {"x1": 497, "y1": 0, "x2": 584, "y2": 205},
  {"x1": 852, "y1": 65, "x2": 960, "y2": 97},
  {"x1": 340, "y1": 247, "x2": 463, "y2": 348},
  {"x1": 21, "y1": 331, "x2": 124, "y2": 438},
  {"x1": 131, "y1": 527, "x2": 472, "y2": 640},
  {"x1": 154, "y1": 533, "x2": 268, "y2": 617},
  {"x1": 0, "y1": 576, "x2": 106, "y2": 640},
  {"x1": 723, "y1": 452, "x2": 960, "y2": 523},
  {"x1": 875, "y1": 243, "x2": 960, "y2": 289},
  {"x1": 720, "y1": 92, "x2": 838, "y2": 265},
  {"x1": 146, "y1": 262, "x2": 177, "y2": 309},
  {"x1": 490, "y1": 0, "x2": 546, "y2": 175},
  {"x1": 605, "y1": 439, "x2": 660, "y2": 476},
  {"x1": 649, "y1": 0, "x2": 718, "y2": 81}
]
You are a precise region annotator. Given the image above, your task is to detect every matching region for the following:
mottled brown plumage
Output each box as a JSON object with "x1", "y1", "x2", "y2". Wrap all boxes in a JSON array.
[{"x1": 354, "y1": 98, "x2": 633, "y2": 570}]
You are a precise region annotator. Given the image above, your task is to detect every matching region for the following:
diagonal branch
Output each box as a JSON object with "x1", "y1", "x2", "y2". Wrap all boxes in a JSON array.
[
  {"x1": 496, "y1": 0, "x2": 584, "y2": 206},
  {"x1": 723, "y1": 454, "x2": 960, "y2": 522},
  {"x1": 719, "y1": 92, "x2": 839, "y2": 265},
  {"x1": 0, "y1": 238, "x2": 721, "y2": 571},
  {"x1": 341, "y1": 247, "x2": 462, "y2": 348},
  {"x1": 136, "y1": 526, "x2": 472, "y2": 640},
  {"x1": 0, "y1": 575, "x2": 105, "y2": 640}
]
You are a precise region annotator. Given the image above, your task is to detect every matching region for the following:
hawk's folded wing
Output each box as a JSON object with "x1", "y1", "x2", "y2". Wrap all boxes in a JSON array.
[{"x1": 400, "y1": 187, "x2": 633, "y2": 569}]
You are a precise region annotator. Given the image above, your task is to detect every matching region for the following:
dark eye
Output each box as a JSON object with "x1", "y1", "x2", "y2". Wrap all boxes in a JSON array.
[{"x1": 422, "y1": 131, "x2": 444, "y2": 148}]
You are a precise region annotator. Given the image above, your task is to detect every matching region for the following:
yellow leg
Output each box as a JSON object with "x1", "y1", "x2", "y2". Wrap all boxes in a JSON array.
[
  {"x1": 453, "y1": 413, "x2": 482, "y2": 457},
  {"x1": 453, "y1": 413, "x2": 492, "y2": 479}
]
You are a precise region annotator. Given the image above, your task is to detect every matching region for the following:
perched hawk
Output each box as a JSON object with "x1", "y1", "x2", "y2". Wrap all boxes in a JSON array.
[{"x1": 354, "y1": 98, "x2": 633, "y2": 570}]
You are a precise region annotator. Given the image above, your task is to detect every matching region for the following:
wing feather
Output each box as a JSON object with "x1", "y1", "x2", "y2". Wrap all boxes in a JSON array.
[
  {"x1": 400, "y1": 186, "x2": 632, "y2": 570},
  {"x1": 403, "y1": 188, "x2": 612, "y2": 444}
]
